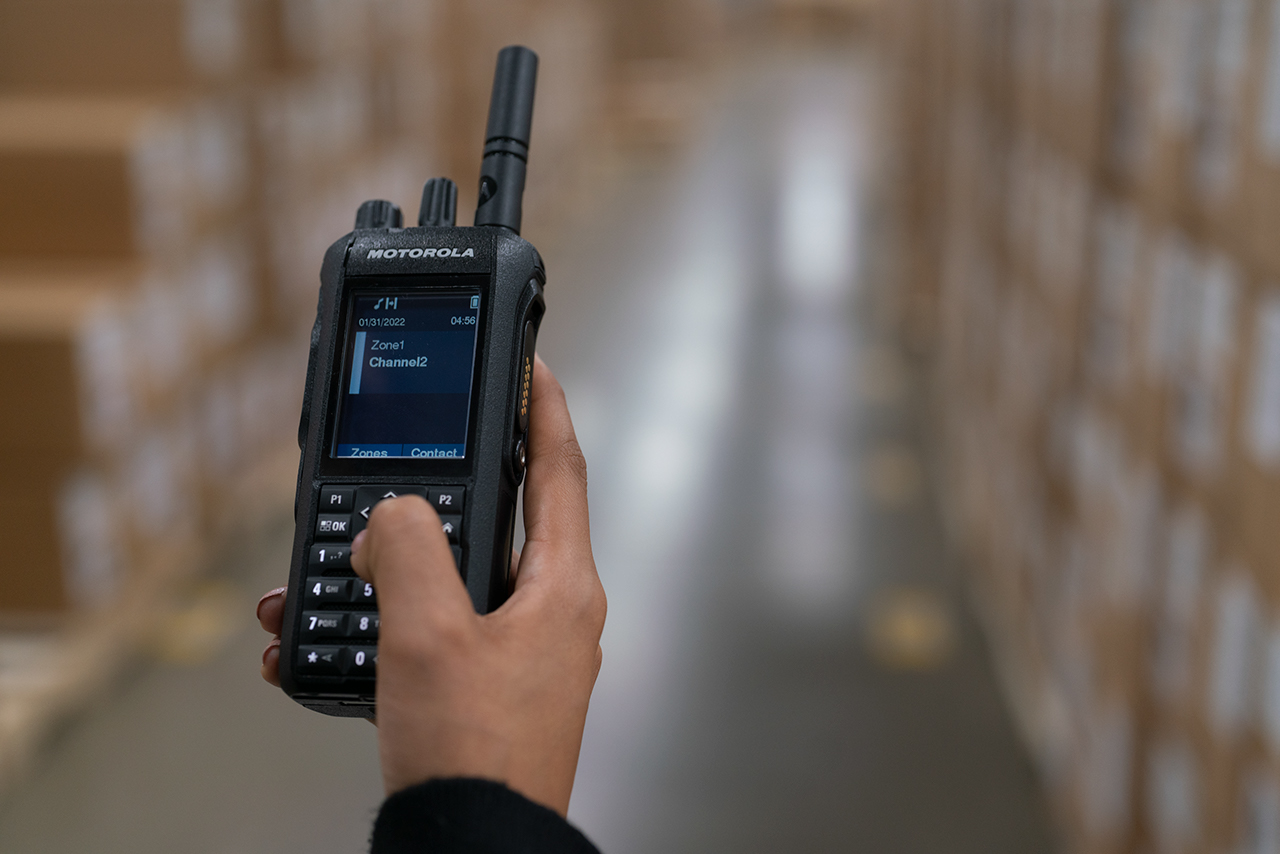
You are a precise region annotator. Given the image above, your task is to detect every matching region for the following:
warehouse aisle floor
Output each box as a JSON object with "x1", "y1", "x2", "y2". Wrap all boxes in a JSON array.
[{"x1": 0, "y1": 47, "x2": 1056, "y2": 853}]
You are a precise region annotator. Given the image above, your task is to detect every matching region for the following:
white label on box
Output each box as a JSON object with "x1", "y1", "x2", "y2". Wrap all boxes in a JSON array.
[
  {"x1": 131, "y1": 114, "x2": 191, "y2": 256},
  {"x1": 1063, "y1": 0, "x2": 1106, "y2": 102},
  {"x1": 1262, "y1": 627, "x2": 1280, "y2": 753},
  {"x1": 1006, "y1": 135, "x2": 1037, "y2": 262},
  {"x1": 1261, "y1": 0, "x2": 1280, "y2": 159},
  {"x1": 1105, "y1": 462, "x2": 1162, "y2": 609},
  {"x1": 1195, "y1": 0, "x2": 1253, "y2": 197},
  {"x1": 201, "y1": 371, "x2": 241, "y2": 479},
  {"x1": 1238, "y1": 771, "x2": 1280, "y2": 854},
  {"x1": 76, "y1": 301, "x2": 135, "y2": 453},
  {"x1": 187, "y1": 235, "x2": 253, "y2": 348},
  {"x1": 1167, "y1": 505, "x2": 1208, "y2": 622},
  {"x1": 1153, "y1": 504, "x2": 1209, "y2": 701},
  {"x1": 1090, "y1": 200, "x2": 1143, "y2": 388},
  {"x1": 1174, "y1": 253, "x2": 1238, "y2": 474},
  {"x1": 1247, "y1": 292, "x2": 1280, "y2": 466},
  {"x1": 1146, "y1": 739, "x2": 1201, "y2": 850},
  {"x1": 1081, "y1": 699, "x2": 1133, "y2": 839},
  {"x1": 1155, "y1": 0, "x2": 1211, "y2": 134},
  {"x1": 134, "y1": 276, "x2": 192, "y2": 393},
  {"x1": 183, "y1": 0, "x2": 244, "y2": 77},
  {"x1": 1197, "y1": 254, "x2": 1240, "y2": 376},
  {"x1": 1146, "y1": 232, "x2": 1199, "y2": 383},
  {"x1": 189, "y1": 100, "x2": 248, "y2": 213},
  {"x1": 58, "y1": 472, "x2": 121, "y2": 610},
  {"x1": 1207, "y1": 570, "x2": 1262, "y2": 737},
  {"x1": 126, "y1": 429, "x2": 196, "y2": 541}
]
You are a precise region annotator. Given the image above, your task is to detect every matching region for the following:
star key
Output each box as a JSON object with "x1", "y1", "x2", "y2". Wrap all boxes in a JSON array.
[{"x1": 298, "y1": 646, "x2": 344, "y2": 676}]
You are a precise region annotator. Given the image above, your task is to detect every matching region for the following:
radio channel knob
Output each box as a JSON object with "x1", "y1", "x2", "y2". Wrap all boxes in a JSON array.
[{"x1": 354, "y1": 199, "x2": 403, "y2": 229}]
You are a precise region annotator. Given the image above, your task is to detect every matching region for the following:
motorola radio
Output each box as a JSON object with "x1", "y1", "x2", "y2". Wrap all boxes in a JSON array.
[{"x1": 280, "y1": 46, "x2": 544, "y2": 717}]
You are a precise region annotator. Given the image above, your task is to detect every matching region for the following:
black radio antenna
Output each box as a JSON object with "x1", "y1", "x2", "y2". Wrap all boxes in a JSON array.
[{"x1": 474, "y1": 46, "x2": 538, "y2": 234}]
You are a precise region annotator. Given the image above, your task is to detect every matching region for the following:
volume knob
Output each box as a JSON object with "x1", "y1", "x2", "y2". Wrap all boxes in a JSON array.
[{"x1": 419, "y1": 178, "x2": 458, "y2": 227}]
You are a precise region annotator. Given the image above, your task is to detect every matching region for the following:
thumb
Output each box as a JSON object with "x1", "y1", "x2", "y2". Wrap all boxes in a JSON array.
[{"x1": 351, "y1": 496, "x2": 473, "y2": 641}]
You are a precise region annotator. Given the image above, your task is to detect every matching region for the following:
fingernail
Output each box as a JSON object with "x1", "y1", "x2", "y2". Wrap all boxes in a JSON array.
[
  {"x1": 256, "y1": 587, "x2": 286, "y2": 621},
  {"x1": 351, "y1": 530, "x2": 367, "y2": 556},
  {"x1": 262, "y1": 637, "x2": 280, "y2": 667}
]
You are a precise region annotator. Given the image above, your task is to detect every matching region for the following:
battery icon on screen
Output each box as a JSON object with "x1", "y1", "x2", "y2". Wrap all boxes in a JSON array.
[{"x1": 470, "y1": 295, "x2": 480, "y2": 309}]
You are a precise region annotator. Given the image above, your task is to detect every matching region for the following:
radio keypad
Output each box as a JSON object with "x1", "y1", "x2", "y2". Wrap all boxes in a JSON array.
[{"x1": 300, "y1": 484, "x2": 465, "y2": 679}]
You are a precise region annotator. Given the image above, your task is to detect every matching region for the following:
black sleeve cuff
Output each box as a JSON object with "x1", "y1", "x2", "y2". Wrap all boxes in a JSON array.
[{"x1": 370, "y1": 777, "x2": 602, "y2": 854}]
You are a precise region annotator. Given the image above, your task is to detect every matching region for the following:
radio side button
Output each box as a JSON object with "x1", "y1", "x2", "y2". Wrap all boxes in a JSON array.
[{"x1": 517, "y1": 320, "x2": 535, "y2": 433}]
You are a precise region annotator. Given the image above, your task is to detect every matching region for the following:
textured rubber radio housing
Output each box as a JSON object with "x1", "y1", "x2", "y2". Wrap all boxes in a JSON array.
[{"x1": 279, "y1": 46, "x2": 543, "y2": 717}]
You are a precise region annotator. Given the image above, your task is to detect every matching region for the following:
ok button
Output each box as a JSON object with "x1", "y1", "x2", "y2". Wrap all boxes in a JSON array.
[{"x1": 316, "y1": 514, "x2": 352, "y2": 539}]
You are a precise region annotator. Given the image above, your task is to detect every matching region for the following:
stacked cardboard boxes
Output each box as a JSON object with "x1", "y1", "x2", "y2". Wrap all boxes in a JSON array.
[
  {"x1": 0, "y1": 0, "x2": 722, "y2": 765},
  {"x1": 886, "y1": 1, "x2": 1280, "y2": 852}
]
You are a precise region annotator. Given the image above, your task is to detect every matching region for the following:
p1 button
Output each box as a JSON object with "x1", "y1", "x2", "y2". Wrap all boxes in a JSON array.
[{"x1": 320, "y1": 487, "x2": 354, "y2": 513}]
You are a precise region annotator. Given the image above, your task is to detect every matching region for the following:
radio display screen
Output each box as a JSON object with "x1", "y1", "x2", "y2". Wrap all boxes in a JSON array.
[{"x1": 331, "y1": 291, "x2": 481, "y2": 459}]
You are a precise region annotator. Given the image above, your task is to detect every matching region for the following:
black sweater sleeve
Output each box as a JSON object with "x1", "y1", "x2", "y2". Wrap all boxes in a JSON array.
[{"x1": 370, "y1": 778, "x2": 602, "y2": 854}]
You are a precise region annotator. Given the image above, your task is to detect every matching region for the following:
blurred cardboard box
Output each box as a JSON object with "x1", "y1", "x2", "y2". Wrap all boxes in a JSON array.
[
  {"x1": 0, "y1": 275, "x2": 138, "y2": 460},
  {"x1": 0, "y1": 251, "x2": 256, "y2": 455},
  {"x1": 0, "y1": 0, "x2": 272, "y2": 94},
  {"x1": 0, "y1": 453, "x2": 125, "y2": 615},
  {"x1": 0, "y1": 95, "x2": 250, "y2": 264}
]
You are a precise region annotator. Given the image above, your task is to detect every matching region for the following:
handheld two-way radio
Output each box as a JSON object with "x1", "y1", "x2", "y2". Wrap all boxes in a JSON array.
[{"x1": 280, "y1": 46, "x2": 544, "y2": 717}]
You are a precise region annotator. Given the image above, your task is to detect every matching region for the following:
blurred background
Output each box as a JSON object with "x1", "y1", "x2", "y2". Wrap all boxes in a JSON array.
[{"x1": 4, "y1": 0, "x2": 1280, "y2": 852}]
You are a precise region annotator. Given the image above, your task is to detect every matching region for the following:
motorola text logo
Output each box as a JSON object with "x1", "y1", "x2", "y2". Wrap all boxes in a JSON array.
[{"x1": 366, "y1": 248, "x2": 476, "y2": 260}]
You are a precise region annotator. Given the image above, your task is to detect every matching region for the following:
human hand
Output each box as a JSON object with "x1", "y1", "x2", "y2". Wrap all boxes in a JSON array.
[{"x1": 258, "y1": 356, "x2": 605, "y2": 815}]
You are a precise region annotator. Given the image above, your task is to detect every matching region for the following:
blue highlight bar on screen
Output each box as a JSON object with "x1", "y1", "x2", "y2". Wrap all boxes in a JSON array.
[
  {"x1": 348, "y1": 331, "x2": 367, "y2": 394},
  {"x1": 335, "y1": 444, "x2": 465, "y2": 459}
]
